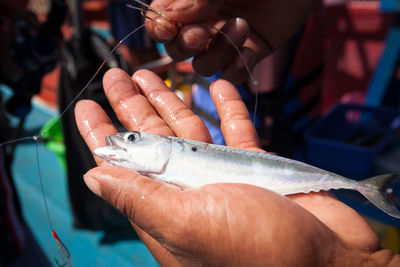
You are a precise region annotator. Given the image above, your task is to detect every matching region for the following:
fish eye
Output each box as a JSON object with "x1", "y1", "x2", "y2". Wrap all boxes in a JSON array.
[{"x1": 127, "y1": 133, "x2": 137, "y2": 142}]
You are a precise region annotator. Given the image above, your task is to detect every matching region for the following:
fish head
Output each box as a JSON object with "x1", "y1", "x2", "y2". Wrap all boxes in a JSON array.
[{"x1": 93, "y1": 131, "x2": 172, "y2": 174}]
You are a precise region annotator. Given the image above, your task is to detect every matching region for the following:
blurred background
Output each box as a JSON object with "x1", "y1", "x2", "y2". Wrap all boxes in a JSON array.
[{"x1": 1, "y1": 0, "x2": 400, "y2": 266}]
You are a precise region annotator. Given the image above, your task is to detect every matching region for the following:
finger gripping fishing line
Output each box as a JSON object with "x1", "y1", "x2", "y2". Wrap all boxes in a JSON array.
[
  {"x1": 0, "y1": 0, "x2": 258, "y2": 264},
  {"x1": 131, "y1": 0, "x2": 259, "y2": 122}
]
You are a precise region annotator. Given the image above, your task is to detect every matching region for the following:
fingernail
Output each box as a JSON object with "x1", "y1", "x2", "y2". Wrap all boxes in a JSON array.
[
  {"x1": 165, "y1": 0, "x2": 194, "y2": 11},
  {"x1": 228, "y1": 18, "x2": 248, "y2": 36},
  {"x1": 182, "y1": 27, "x2": 208, "y2": 50},
  {"x1": 154, "y1": 23, "x2": 174, "y2": 41},
  {"x1": 83, "y1": 172, "x2": 101, "y2": 196}
]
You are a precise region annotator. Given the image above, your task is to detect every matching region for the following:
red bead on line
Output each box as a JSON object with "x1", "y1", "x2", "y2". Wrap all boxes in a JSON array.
[
  {"x1": 51, "y1": 230, "x2": 60, "y2": 240},
  {"x1": 169, "y1": 20, "x2": 182, "y2": 28}
]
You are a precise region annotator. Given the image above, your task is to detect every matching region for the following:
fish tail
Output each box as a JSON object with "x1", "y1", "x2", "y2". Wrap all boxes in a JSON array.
[{"x1": 358, "y1": 174, "x2": 400, "y2": 218}]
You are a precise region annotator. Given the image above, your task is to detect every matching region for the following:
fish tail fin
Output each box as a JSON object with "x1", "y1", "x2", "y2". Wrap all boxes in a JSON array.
[{"x1": 358, "y1": 174, "x2": 400, "y2": 218}]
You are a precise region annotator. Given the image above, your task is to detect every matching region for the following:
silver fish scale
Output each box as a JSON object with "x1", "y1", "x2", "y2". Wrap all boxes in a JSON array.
[
  {"x1": 94, "y1": 131, "x2": 400, "y2": 218},
  {"x1": 151, "y1": 136, "x2": 358, "y2": 195}
]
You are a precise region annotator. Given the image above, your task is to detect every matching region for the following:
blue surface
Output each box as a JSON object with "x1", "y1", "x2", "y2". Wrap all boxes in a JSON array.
[
  {"x1": 304, "y1": 104, "x2": 399, "y2": 179},
  {"x1": 366, "y1": 18, "x2": 400, "y2": 108},
  {"x1": 192, "y1": 78, "x2": 225, "y2": 145},
  {"x1": 192, "y1": 73, "x2": 260, "y2": 145},
  {"x1": 3, "y1": 86, "x2": 159, "y2": 266},
  {"x1": 381, "y1": 0, "x2": 400, "y2": 12}
]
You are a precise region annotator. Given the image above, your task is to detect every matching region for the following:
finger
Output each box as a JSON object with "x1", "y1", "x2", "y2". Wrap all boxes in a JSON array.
[
  {"x1": 83, "y1": 165, "x2": 186, "y2": 245},
  {"x1": 75, "y1": 99, "x2": 184, "y2": 263},
  {"x1": 210, "y1": 79, "x2": 262, "y2": 151},
  {"x1": 144, "y1": 12, "x2": 178, "y2": 43},
  {"x1": 146, "y1": 0, "x2": 223, "y2": 42},
  {"x1": 220, "y1": 47, "x2": 257, "y2": 86},
  {"x1": 132, "y1": 69, "x2": 212, "y2": 142},
  {"x1": 74, "y1": 100, "x2": 118, "y2": 165},
  {"x1": 289, "y1": 192, "x2": 380, "y2": 251},
  {"x1": 164, "y1": 24, "x2": 210, "y2": 62},
  {"x1": 192, "y1": 18, "x2": 249, "y2": 77},
  {"x1": 132, "y1": 224, "x2": 180, "y2": 267},
  {"x1": 220, "y1": 32, "x2": 271, "y2": 85},
  {"x1": 102, "y1": 68, "x2": 174, "y2": 136}
]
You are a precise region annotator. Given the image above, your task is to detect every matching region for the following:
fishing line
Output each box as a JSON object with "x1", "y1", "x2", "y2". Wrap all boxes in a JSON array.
[
  {"x1": 131, "y1": 0, "x2": 259, "y2": 123},
  {"x1": 36, "y1": 140, "x2": 71, "y2": 266},
  {"x1": 40, "y1": 22, "x2": 149, "y2": 139},
  {"x1": 0, "y1": 136, "x2": 35, "y2": 146},
  {"x1": 208, "y1": 25, "x2": 259, "y2": 123},
  {"x1": 0, "y1": 23, "x2": 149, "y2": 147},
  {"x1": 0, "y1": 0, "x2": 259, "y2": 264},
  {"x1": 0, "y1": 14, "x2": 149, "y2": 267},
  {"x1": 35, "y1": 141, "x2": 54, "y2": 231}
]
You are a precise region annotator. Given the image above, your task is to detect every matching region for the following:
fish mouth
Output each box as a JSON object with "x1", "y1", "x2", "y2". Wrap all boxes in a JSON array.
[
  {"x1": 94, "y1": 134, "x2": 127, "y2": 160},
  {"x1": 105, "y1": 134, "x2": 126, "y2": 151}
]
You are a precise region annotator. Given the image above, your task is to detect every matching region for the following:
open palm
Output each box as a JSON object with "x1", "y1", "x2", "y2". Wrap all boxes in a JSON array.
[{"x1": 75, "y1": 68, "x2": 386, "y2": 266}]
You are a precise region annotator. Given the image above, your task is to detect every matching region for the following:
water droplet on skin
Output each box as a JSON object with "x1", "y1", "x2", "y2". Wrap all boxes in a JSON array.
[
  {"x1": 314, "y1": 193, "x2": 324, "y2": 201},
  {"x1": 134, "y1": 75, "x2": 149, "y2": 89},
  {"x1": 152, "y1": 93, "x2": 165, "y2": 106},
  {"x1": 119, "y1": 101, "x2": 141, "y2": 128},
  {"x1": 217, "y1": 93, "x2": 225, "y2": 104},
  {"x1": 151, "y1": 93, "x2": 179, "y2": 125},
  {"x1": 224, "y1": 106, "x2": 232, "y2": 119},
  {"x1": 82, "y1": 119, "x2": 91, "y2": 130},
  {"x1": 120, "y1": 101, "x2": 129, "y2": 110},
  {"x1": 167, "y1": 106, "x2": 179, "y2": 125},
  {"x1": 89, "y1": 131, "x2": 100, "y2": 147},
  {"x1": 110, "y1": 74, "x2": 119, "y2": 81}
]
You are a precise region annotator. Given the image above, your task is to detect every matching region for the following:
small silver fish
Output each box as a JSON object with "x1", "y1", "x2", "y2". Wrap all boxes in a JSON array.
[{"x1": 94, "y1": 131, "x2": 400, "y2": 218}]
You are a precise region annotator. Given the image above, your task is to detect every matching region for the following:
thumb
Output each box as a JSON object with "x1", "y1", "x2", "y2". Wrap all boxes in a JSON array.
[
  {"x1": 83, "y1": 166, "x2": 182, "y2": 235},
  {"x1": 146, "y1": 0, "x2": 224, "y2": 42}
]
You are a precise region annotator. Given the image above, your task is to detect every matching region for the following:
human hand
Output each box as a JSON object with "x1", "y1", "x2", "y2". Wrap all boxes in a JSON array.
[
  {"x1": 75, "y1": 68, "x2": 398, "y2": 266},
  {"x1": 143, "y1": 0, "x2": 320, "y2": 85}
]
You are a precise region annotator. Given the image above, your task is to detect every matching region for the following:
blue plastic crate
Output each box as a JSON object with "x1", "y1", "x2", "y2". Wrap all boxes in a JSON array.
[{"x1": 304, "y1": 104, "x2": 399, "y2": 179}]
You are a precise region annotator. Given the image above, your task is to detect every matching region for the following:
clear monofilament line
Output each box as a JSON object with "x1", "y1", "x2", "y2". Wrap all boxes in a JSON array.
[
  {"x1": 126, "y1": 4, "x2": 154, "y2": 21},
  {"x1": 131, "y1": 0, "x2": 181, "y2": 26},
  {"x1": 209, "y1": 25, "x2": 259, "y2": 124},
  {"x1": 132, "y1": 0, "x2": 151, "y2": 9},
  {"x1": 126, "y1": 4, "x2": 145, "y2": 12},
  {"x1": 253, "y1": 87, "x2": 258, "y2": 125},
  {"x1": 2, "y1": 21, "x2": 150, "y2": 228},
  {"x1": 0, "y1": 21, "x2": 150, "y2": 267},
  {"x1": 36, "y1": 141, "x2": 70, "y2": 267},
  {"x1": 1, "y1": 8, "x2": 261, "y2": 266},
  {"x1": 35, "y1": 141, "x2": 54, "y2": 231},
  {"x1": 209, "y1": 26, "x2": 258, "y2": 86},
  {"x1": 129, "y1": 0, "x2": 259, "y2": 122},
  {"x1": 0, "y1": 136, "x2": 34, "y2": 146},
  {"x1": 40, "y1": 22, "x2": 149, "y2": 138}
]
